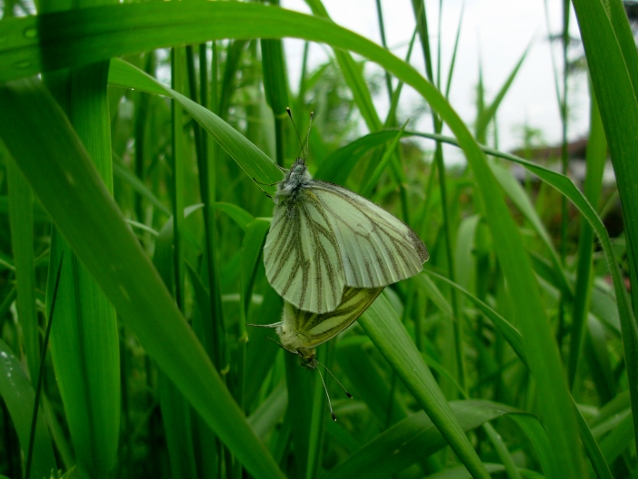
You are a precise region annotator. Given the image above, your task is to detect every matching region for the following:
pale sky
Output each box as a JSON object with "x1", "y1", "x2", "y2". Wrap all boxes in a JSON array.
[{"x1": 281, "y1": 0, "x2": 588, "y2": 162}]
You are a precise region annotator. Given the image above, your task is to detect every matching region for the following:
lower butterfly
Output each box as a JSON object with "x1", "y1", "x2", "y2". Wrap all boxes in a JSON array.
[
  {"x1": 259, "y1": 285, "x2": 383, "y2": 365},
  {"x1": 250, "y1": 285, "x2": 383, "y2": 420}
]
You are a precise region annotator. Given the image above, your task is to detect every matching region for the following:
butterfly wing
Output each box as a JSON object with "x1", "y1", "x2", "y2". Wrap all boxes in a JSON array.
[
  {"x1": 310, "y1": 181, "x2": 429, "y2": 288},
  {"x1": 279, "y1": 286, "x2": 384, "y2": 352},
  {"x1": 264, "y1": 187, "x2": 346, "y2": 314}
]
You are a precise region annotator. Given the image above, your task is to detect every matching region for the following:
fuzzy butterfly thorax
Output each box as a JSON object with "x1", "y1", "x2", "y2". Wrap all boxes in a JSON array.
[{"x1": 274, "y1": 158, "x2": 312, "y2": 203}]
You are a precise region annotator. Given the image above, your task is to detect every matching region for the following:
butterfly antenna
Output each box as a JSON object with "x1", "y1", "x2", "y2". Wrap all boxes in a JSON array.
[
  {"x1": 247, "y1": 322, "x2": 282, "y2": 329},
  {"x1": 315, "y1": 358, "x2": 353, "y2": 399},
  {"x1": 286, "y1": 107, "x2": 314, "y2": 160},
  {"x1": 286, "y1": 107, "x2": 305, "y2": 157},
  {"x1": 304, "y1": 111, "x2": 314, "y2": 159},
  {"x1": 315, "y1": 365, "x2": 338, "y2": 421}
]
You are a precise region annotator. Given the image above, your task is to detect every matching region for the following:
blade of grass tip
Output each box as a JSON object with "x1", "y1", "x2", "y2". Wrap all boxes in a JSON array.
[
  {"x1": 444, "y1": 4, "x2": 464, "y2": 99},
  {"x1": 25, "y1": 252, "x2": 63, "y2": 479},
  {"x1": 359, "y1": 123, "x2": 406, "y2": 198},
  {"x1": 571, "y1": 0, "x2": 638, "y2": 447},
  {"x1": 305, "y1": 0, "x2": 383, "y2": 131},
  {"x1": 384, "y1": 26, "x2": 418, "y2": 128},
  {"x1": 374, "y1": 0, "x2": 394, "y2": 102},
  {"x1": 475, "y1": 44, "x2": 529, "y2": 144}
]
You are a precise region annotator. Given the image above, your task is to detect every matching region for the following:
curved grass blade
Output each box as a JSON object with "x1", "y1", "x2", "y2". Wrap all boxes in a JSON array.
[
  {"x1": 571, "y1": 0, "x2": 638, "y2": 446},
  {"x1": 325, "y1": 400, "x2": 523, "y2": 479},
  {"x1": 0, "y1": 78, "x2": 285, "y2": 479},
  {"x1": 359, "y1": 294, "x2": 489, "y2": 478}
]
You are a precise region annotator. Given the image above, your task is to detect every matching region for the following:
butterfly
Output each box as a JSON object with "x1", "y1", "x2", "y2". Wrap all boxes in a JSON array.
[
  {"x1": 252, "y1": 285, "x2": 384, "y2": 420},
  {"x1": 263, "y1": 154, "x2": 429, "y2": 315},
  {"x1": 258, "y1": 285, "x2": 384, "y2": 365}
]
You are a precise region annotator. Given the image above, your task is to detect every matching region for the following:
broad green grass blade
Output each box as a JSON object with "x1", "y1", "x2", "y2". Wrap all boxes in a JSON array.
[
  {"x1": 571, "y1": 0, "x2": 638, "y2": 445},
  {"x1": 0, "y1": 78, "x2": 285, "y2": 479},
  {"x1": 6, "y1": 158, "x2": 40, "y2": 382},
  {"x1": 46, "y1": 61, "x2": 120, "y2": 479},
  {"x1": 360, "y1": 295, "x2": 489, "y2": 478},
  {"x1": 158, "y1": 372, "x2": 198, "y2": 478},
  {"x1": 325, "y1": 400, "x2": 521, "y2": 479},
  {"x1": 0, "y1": 339, "x2": 56, "y2": 479}
]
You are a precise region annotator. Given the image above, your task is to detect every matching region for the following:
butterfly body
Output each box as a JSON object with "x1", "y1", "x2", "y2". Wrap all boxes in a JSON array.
[
  {"x1": 262, "y1": 286, "x2": 384, "y2": 366},
  {"x1": 264, "y1": 159, "x2": 428, "y2": 314}
]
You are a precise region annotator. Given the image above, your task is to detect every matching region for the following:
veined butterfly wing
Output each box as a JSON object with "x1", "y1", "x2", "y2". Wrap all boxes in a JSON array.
[
  {"x1": 278, "y1": 286, "x2": 384, "y2": 358},
  {"x1": 251, "y1": 286, "x2": 384, "y2": 364},
  {"x1": 264, "y1": 183, "x2": 345, "y2": 315},
  {"x1": 310, "y1": 181, "x2": 429, "y2": 288},
  {"x1": 264, "y1": 159, "x2": 428, "y2": 314}
]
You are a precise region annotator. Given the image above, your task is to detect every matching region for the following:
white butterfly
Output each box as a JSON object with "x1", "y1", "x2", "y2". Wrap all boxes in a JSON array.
[
  {"x1": 263, "y1": 158, "x2": 429, "y2": 314},
  {"x1": 251, "y1": 286, "x2": 384, "y2": 420},
  {"x1": 261, "y1": 285, "x2": 384, "y2": 365}
]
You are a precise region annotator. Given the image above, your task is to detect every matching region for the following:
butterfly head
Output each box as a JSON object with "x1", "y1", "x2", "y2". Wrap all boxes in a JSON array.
[
  {"x1": 276, "y1": 158, "x2": 312, "y2": 199},
  {"x1": 296, "y1": 347, "x2": 318, "y2": 369}
]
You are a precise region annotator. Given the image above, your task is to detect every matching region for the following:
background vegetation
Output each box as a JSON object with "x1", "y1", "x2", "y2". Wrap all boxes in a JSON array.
[{"x1": 0, "y1": 0, "x2": 636, "y2": 478}]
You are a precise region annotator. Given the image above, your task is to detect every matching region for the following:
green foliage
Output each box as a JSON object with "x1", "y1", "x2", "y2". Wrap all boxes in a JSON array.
[{"x1": 0, "y1": 1, "x2": 635, "y2": 478}]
